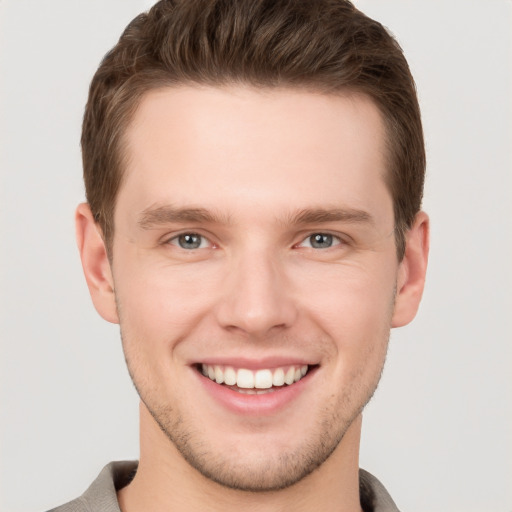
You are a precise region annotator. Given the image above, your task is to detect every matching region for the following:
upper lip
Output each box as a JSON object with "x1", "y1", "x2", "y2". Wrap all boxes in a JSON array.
[{"x1": 191, "y1": 356, "x2": 318, "y2": 370}]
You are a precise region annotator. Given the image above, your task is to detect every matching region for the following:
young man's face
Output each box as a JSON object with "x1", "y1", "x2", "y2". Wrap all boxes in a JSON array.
[{"x1": 80, "y1": 86, "x2": 427, "y2": 491}]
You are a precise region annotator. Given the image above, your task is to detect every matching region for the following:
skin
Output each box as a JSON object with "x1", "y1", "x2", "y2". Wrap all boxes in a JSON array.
[{"x1": 76, "y1": 86, "x2": 429, "y2": 512}]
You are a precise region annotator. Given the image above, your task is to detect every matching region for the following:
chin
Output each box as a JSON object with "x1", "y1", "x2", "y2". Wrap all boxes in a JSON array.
[{"x1": 141, "y1": 390, "x2": 364, "y2": 493}]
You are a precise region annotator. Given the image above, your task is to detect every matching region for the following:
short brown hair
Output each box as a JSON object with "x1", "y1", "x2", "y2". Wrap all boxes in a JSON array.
[{"x1": 82, "y1": 0, "x2": 425, "y2": 259}]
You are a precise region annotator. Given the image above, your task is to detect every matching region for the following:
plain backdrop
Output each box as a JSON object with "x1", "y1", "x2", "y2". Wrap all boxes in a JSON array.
[{"x1": 1, "y1": 1, "x2": 511, "y2": 511}]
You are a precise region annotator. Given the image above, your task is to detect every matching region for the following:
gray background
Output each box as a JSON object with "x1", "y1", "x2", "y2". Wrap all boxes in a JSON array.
[{"x1": 1, "y1": 1, "x2": 511, "y2": 511}]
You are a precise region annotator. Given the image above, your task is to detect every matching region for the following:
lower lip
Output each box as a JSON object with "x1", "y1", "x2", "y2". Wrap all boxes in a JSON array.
[{"x1": 194, "y1": 367, "x2": 316, "y2": 416}]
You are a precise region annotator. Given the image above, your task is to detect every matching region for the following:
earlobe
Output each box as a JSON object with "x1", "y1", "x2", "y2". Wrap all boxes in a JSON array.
[
  {"x1": 75, "y1": 203, "x2": 119, "y2": 324},
  {"x1": 391, "y1": 211, "x2": 430, "y2": 328}
]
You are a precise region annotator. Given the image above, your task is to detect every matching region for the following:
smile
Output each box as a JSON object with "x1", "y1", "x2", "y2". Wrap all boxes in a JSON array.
[{"x1": 200, "y1": 364, "x2": 310, "y2": 393}]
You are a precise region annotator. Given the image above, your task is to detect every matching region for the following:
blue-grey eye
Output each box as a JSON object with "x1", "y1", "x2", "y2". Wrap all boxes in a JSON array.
[
  {"x1": 309, "y1": 233, "x2": 333, "y2": 248},
  {"x1": 174, "y1": 233, "x2": 205, "y2": 249},
  {"x1": 297, "y1": 233, "x2": 341, "y2": 249}
]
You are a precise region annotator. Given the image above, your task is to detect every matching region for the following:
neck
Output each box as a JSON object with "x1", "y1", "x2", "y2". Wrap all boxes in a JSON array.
[{"x1": 118, "y1": 403, "x2": 364, "y2": 512}]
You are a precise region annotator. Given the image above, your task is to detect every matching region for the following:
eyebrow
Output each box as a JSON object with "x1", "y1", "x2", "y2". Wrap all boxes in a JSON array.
[
  {"x1": 138, "y1": 205, "x2": 229, "y2": 229},
  {"x1": 286, "y1": 207, "x2": 374, "y2": 226},
  {"x1": 137, "y1": 204, "x2": 373, "y2": 230}
]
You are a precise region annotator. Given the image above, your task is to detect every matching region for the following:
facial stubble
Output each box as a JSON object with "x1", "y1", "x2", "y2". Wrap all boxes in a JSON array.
[{"x1": 119, "y1": 324, "x2": 390, "y2": 493}]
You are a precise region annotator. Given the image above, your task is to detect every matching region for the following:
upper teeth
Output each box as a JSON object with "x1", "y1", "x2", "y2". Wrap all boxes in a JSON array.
[{"x1": 201, "y1": 364, "x2": 308, "y2": 389}]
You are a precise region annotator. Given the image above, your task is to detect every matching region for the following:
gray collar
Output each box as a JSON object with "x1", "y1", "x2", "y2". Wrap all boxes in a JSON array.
[{"x1": 49, "y1": 461, "x2": 400, "y2": 512}]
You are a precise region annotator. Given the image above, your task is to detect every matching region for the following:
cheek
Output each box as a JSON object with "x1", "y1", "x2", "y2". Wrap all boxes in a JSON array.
[
  {"x1": 295, "y1": 261, "x2": 396, "y2": 372},
  {"x1": 113, "y1": 262, "x2": 220, "y2": 348},
  {"x1": 297, "y1": 261, "x2": 397, "y2": 329}
]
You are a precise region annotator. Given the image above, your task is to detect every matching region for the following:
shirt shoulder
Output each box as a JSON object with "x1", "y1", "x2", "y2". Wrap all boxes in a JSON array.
[
  {"x1": 46, "y1": 461, "x2": 138, "y2": 512},
  {"x1": 359, "y1": 468, "x2": 401, "y2": 512}
]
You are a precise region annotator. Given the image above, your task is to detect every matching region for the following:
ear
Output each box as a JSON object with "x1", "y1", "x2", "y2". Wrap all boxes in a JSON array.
[
  {"x1": 391, "y1": 211, "x2": 430, "y2": 328},
  {"x1": 75, "y1": 203, "x2": 119, "y2": 324}
]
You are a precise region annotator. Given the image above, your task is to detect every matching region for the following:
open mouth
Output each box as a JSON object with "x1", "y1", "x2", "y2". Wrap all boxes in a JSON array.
[{"x1": 197, "y1": 363, "x2": 315, "y2": 394}]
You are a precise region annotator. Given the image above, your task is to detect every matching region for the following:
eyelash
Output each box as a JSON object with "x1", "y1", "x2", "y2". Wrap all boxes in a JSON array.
[{"x1": 165, "y1": 232, "x2": 345, "y2": 251}]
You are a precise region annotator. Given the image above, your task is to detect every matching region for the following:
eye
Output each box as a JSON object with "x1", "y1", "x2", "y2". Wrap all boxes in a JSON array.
[
  {"x1": 299, "y1": 233, "x2": 342, "y2": 249},
  {"x1": 168, "y1": 233, "x2": 210, "y2": 250}
]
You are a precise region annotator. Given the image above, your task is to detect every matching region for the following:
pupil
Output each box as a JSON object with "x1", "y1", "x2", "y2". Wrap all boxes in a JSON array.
[
  {"x1": 179, "y1": 234, "x2": 201, "y2": 249},
  {"x1": 311, "y1": 233, "x2": 332, "y2": 248}
]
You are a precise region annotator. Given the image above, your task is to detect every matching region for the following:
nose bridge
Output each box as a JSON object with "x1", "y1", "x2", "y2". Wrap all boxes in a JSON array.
[{"x1": 217, "y1": 243, "x2": 296, "y2": 337}]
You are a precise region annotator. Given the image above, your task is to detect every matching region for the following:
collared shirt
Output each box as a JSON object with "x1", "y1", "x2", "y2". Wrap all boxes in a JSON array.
[{"x1": 48, "y1": 461, "x2": 400, "y2": 512}]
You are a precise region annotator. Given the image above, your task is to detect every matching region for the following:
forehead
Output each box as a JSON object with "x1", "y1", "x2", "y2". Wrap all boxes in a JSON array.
[{"x1": 118, "y1": 85, "x2": 391, "y2": 226}]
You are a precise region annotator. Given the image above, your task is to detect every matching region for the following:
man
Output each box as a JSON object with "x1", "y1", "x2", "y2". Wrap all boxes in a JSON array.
[{"x1": 51, "y1": 0, "x2": 429, "y2": 510}]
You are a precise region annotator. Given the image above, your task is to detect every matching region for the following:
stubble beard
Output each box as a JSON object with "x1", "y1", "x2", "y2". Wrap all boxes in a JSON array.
[{"x1": 120, "y1": 329, "x2": 389, "y2": 493}]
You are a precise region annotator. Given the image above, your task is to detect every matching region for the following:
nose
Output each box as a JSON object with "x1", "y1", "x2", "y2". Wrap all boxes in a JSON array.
[{"x1": 215, "y1": 249, "x2": 298, "y2": 338}]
